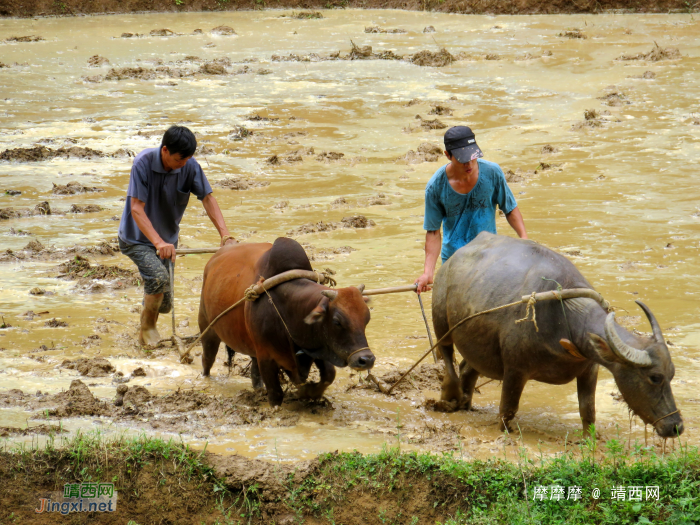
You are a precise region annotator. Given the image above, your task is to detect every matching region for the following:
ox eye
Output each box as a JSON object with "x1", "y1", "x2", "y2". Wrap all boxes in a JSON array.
[
  {"x1": 333, "y1": 318, "x2": 342, "y2": 327},
  {"x1": 649, "y1": 374, "x2": 664, "y2": 385}
]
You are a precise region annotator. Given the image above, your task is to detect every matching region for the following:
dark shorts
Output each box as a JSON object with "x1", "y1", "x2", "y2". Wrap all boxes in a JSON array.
[{"x1": 118, "y1": 238, "x2": 173, "y2": 313}]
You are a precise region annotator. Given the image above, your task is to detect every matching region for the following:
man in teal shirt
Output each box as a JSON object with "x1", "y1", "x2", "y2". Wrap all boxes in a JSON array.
[{"x1": 415, "y1": 126, "x2": 527, "y2": 293}]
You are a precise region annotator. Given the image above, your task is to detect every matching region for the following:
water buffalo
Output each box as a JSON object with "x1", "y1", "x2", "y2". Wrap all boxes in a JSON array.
[
  {"x1": 432, "y1": 232, "x2": 683, "y2": 438},
  {"x1": 198, "y1": 237, "x2": 375, "y2": 406}
]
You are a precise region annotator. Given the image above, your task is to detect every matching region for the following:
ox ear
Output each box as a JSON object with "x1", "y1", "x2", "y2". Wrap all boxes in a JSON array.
[
  {"x1": 560, "y1": 339, "x2": 586, "y2": 361},
  {"x1": 304, "y1": 297, "x2": 329, "y2": 325},
  {"x1": 588, "y1": 333, "x2": 623, "y2": 364}
]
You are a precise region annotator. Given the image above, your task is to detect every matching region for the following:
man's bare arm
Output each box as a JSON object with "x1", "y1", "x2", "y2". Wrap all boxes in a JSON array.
[
  {"x1": 415, "y1": 230, "x2": 441, "y2": 294},
  {"x1": 131, "y1": 198, "x2": 176, "y2": 261},
  {"x1": 506, "y1": 207, "x2": 528, "y2": 239},
  {"x1": 201, "y1": 194, "x2": 235, "y2": 246}
]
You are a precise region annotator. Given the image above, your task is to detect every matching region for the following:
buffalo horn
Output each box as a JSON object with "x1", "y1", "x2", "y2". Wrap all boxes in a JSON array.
[
  {"x1": 604, "y1": 312, "x2": 652, "y2": 367},
  {"x1": 356, "y1": 284, "x2": 366, "y2": 293},
  {"x1": 635, "y1": 300, "x2": 664, "y2": 345},
  {"x1": 321, "y1": 290, "x2": 338, "y2": 301}
]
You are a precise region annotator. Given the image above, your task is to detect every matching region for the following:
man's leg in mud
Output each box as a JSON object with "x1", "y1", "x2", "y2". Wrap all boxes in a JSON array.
[
  {"x1": 119, "y1": 239, "x2": 171, "y2": 347},
  {"x1": 140, "y1": 293, "x2": 163, "y2": 346}
]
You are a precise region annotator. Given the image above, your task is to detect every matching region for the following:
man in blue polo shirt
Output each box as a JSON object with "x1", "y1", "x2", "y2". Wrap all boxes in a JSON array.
[
  {"x1": 118, "y1": 125, "x2": 236, "y2": 346},
  {"x1": 415, "y1": 126, "x2": 527, "y2": 293}
]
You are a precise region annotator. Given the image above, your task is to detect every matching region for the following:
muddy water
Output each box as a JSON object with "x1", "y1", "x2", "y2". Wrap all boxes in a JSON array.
[{"x1": 0, "y1": 11, "x2": 699, "y2": 461}]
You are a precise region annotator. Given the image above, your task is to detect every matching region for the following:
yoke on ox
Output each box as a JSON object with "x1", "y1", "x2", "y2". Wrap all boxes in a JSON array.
[
  {"x1": 198, "y1": 237, "x2": 375, "y2": 406},
  {"x1": 433, "y1": 232, "x2": 683, "y2": 438}
]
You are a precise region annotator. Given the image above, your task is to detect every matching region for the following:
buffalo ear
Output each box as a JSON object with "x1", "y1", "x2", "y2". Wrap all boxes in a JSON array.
[
  {"x1": 589, "y1": 333, "x2": 623, "y2": 363},
  {"x1": 560, "y1": 339, "x2": 586, "y2": 361},
  {"x1": 304, "y1": 297, "x2": 329, "y2": 325}
]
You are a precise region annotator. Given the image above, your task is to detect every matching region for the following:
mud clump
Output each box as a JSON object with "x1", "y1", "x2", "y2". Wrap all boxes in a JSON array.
[
  {"x1": 364, "y1": 26, "x2": 407, "y2": 34},
  {"x1": 571, "y1": 109, "x2": 610, "y2": 131},
  {"x1": 48, "y1": 380, "x2": 112, "y2": 418},
  {"x1": 5, "y1": 35, "x2": 44, "y2": 43},
  {"x1": 541, "y1": 144, "x2": 559, "y2": 155},
  {"x1": 304, "y1": 244, "x2": 356, "y2": 261},
  {"x1": 87, "y1": 55, "x2": 109, "y2": 67},
  {"x1": 286, "y1": 11, "x2": 323, "y2": 19},
  {"x1": 150, "y1": 28, "x2": 174, "y2": 36},
  {"x1": 341, "y1": 42, "x2": 403, "y2": 61},
  {"x1": 0, "y1": 201, "x2": 52, "y2": 221},
  {"x1": 52, "y1": 181, "x2": 103, "y2": 195},
  {"x1": 0, "y1": 145, "x2": 104, "y2": 162},
  {"x1": 211, "y1": 25, "x2": 236, "y2": 35},
  {"x1": 56, "y1": 255, "x2": 140, "y2": 287},
  {"x1": 105, "y1": 67, "x2": 157, "y2": 81},
  {"x1": 411, "y1": 48, "x2": 455, "y2": 67},
  {"x1": 287, "y1": 215, "x2": 375, "y2": 236},
  {"x1": 423, "y1": 26, "x2": 437, "y2": 33},
  {"x1": 215, "y1": 177, "x2": 270, "y2": 190},
  {"x1": 45, "y1": 318, "x2": 68, "y2": 327},
  {"x1": 198, "y1": 62, "x2": 227, "y2": 75},
  {"x1": 411, "y1": 115, "x2": 448, "y2": 131},
  {"x1": 228, "y1": 126, "x2": 253, "y2": 141},
  {"x1": 0, "y1": 424, "x2": 66, "y2": 437},
  {"x1": 61, "y1": 357, "x2": 115, "y2": 377},
  {"x1": 399, "y1": 143, "x2": 443, "y2": 164},
  {"x1": 69, "y1": 204, "x2": 102, "y2": 213},
  {"x1": 429, "y1": 105, "x2": 453, "y2": 116},
  {"x1": 558, "y1": 29, "x2": 587, "y2": 39},
  {"x1": 598, "y1": 91, "x2": 629, "y2": 107},
  {"x1": 618, "y1": 43, "x2": 681, "y2": 61},
  {"x1": 315, "y1": 151, "x2": 344, "y2": 162},
  {"x1": 359, "y1": 193, "x2": 391, "y2": 206}
]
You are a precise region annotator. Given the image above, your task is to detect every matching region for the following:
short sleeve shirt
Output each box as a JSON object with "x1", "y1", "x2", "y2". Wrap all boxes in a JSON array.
[
  {"x1": 118, "y1": 148, "x2": 213, "y2": 246},
  {"x1": 423, "y1": 159, "x2": 517, "y2": 262}
]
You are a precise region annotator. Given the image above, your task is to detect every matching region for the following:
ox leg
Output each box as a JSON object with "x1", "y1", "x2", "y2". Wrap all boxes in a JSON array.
[
  {"x1": 201, "y1": 330, "x2": 221, "y2": 377},
  {"x1": 577, "y1": 363, "x2": 599, "y2": 438},
  {"x1": 459, "y1": 362, "x2": 481, "y2": 411},
  {"x1": 258, "y1": 358, "x2": 284, "y2": 407},
  {"x1": 439, "y1": 344, "x2": 463, "y2": 407},
  {"x1": 498, "y1": 371, "x2": 527, "y2": 433},
  {"x1": 250, "y1": 357, "x2": 264, "y2": 390},
  {"x1": 297, "y1": 359, "x2": 336, "y2": 400}
]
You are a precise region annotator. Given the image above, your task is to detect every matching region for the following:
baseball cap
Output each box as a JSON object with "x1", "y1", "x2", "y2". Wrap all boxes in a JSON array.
[{"x1": 444, "y1": 126, "x2": 483, "y2": 163}]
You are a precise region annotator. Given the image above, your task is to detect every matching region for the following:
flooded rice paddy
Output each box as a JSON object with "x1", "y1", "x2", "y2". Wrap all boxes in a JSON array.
[{"x1": 0, "y1": 10, "x2": 699, "y2": 462}]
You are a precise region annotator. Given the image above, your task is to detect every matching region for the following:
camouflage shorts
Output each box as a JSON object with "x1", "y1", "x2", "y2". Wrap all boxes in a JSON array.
[{"x1": 118, "y1": 238, "x2": 173, "y2": 313}]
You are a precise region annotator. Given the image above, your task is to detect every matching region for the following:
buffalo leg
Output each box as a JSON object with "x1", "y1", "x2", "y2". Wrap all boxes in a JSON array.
[
  {"x1": 225, "y1": 345, "x2": 235, "y2": 368},
  {"x1": 498, "y1": 370, "x2": 527, "y2": 432},
  {"x1": 297, "y1": 359, "x2": 336, "y2": 399},
  {"x1": 250, "y1": 357, "x2": 264, "y2": 390},
  {"x1": 258, "y1": 358, "x2": 284, "y2": 406},
  {"x1": 459, "y1": 362, "x2": 481, "y2": 411},
  {"x1": 577, "y1": 363, "x2": 599, "y2": 438},
  {"x1": 439, "y1": 344, "x2": 463, "y2": 406},
  {"x1": 201, "y1": 330, "x2": 221, "y2": 377}
]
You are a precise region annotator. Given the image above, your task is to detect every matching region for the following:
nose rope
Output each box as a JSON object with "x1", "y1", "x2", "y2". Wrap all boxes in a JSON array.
[
  {"x1": 652, "y1": 409, "x2": 681, "y2": 427},
  {"x1": 347, "y1": 346, "x2": 370, "y2": 363}
]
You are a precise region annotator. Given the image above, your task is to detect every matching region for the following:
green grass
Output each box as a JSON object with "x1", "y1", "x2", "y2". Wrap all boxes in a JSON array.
[{"x1": 2, "y1": 429, "x2": 699, "y2": 524}]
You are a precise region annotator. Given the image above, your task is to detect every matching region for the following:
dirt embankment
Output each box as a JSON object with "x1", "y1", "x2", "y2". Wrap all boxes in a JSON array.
[{"x1": 0, "y1": 0, "x2": 692, "y2": 17}]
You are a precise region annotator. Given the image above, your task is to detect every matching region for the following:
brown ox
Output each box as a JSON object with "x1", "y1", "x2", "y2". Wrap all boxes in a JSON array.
[{"x1": 198, "y1": 237, "x2": 375, "y2": 406}]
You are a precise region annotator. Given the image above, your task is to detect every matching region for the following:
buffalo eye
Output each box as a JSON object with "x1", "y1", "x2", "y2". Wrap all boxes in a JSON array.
[
  {"x1": 649, "y1": 374, "x2": 664, "y2": 385},
  {"x1": 333, "y1": 317, "x2": 343, "y2": 328}
]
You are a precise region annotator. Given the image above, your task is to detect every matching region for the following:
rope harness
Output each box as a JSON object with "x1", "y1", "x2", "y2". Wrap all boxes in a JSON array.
[
  {"x1": 385, "y1": 288, "x2": 610, "y2": 394},
  {"x1": 177, "y1": 269, "x2": 336, "y2": 363}
]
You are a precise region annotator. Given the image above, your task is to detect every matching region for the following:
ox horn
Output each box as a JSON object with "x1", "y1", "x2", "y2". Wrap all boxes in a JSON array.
[
  {"x1": 356, "y1": 284, "x2": 365, "y2": 293},
  {"x1": 321, "y1": 290, "x2": 338, "y2": 301},
  {"x1": 604, "y1": 312, "x2": 652, "y2": 367},
  {"x1": 635, "y1": 300, "x2": 664, "y2": 345}
]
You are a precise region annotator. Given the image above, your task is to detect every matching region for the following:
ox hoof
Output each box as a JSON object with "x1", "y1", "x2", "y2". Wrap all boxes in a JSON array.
[
  {"x1": 499, "y1": 418, "x2": 514, "y2": 433},
  {"x1": 296, "y1": 381, "x2": 329, "y2": 400}
]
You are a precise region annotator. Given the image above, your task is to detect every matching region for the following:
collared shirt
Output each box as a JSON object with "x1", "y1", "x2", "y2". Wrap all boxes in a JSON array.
[
  {"x1": 423, "y1": 159, "x2": 517, "y2": 263},
  {"x1": 118, "y1": 147, "x2": 213, "y2": 246}
]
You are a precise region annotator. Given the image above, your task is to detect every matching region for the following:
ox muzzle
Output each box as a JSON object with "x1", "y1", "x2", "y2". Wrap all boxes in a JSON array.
[{"x1": 347, "y1": 346, "x2": 375, "y2": 371}]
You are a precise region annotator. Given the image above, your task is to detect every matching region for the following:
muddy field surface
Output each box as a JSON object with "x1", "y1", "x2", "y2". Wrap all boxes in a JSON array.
[{"x1": 0, "y1": 11, "x2": 699, "y2": 465}]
